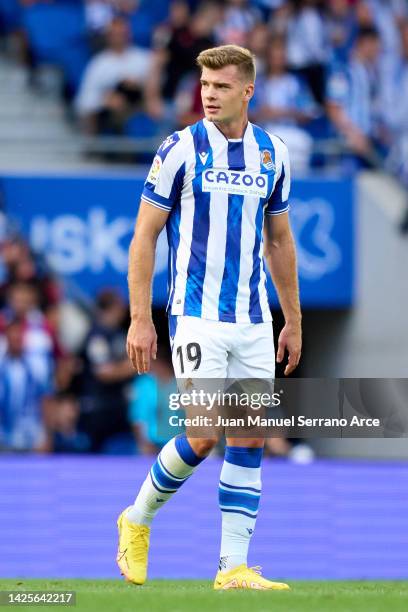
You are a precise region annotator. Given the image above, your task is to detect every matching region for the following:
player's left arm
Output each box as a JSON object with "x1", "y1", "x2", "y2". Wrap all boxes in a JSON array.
[
  {"x1": 263, "y1": 212, "x2": 302, "y2": 376},
  {"x1": 263, "y1": 137, "x2": 301, "y2": 375}
]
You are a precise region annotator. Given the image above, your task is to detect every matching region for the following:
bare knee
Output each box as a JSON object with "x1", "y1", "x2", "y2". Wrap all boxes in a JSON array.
[{"x1": 188, "y1": 437, "x2": 218, "y2": 457}]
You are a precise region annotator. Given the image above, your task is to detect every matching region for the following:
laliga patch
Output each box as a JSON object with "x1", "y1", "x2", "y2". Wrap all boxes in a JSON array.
[
  {"x1": 261, "y1": 149, "x2": 275, "y2": 171},
  {"x1": 147, "y1": 155, "x2": 162, "y2": 185},
  {"x1": 202, "y1": 169, "x2": 268, "y2": 198}
]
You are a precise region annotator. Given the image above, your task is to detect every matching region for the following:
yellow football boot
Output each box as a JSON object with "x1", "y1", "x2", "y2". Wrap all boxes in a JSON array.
[
  {"x1": 116, "y1": 506, "x2": 150, "y2": 585},
  {"x1": 214, "y1": 564, "x2": 290, "y2": 591}
]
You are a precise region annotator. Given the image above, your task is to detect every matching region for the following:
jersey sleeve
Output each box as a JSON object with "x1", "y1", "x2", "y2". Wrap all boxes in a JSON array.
[
  {"x1": 265, "y1": 138, "x2": 291, "y2": 216},
  {"x1": 142, "y1": 132, "x2": 186, "y2": 212}
]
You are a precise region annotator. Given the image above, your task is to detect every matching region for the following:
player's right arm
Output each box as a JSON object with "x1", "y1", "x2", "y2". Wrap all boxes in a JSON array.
[
  {"x1": 127, "y1": 202, "x2": 168, "y2": 375},
  {"x1": 127, "y1": 131, "x2": 186, "y2": 374}
]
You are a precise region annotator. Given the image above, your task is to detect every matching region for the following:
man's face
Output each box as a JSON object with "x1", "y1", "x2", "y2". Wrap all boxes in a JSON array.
[
  {"x1": 268, "y1": 42, "x2": 286, "y2": 72},
  {"x1": 363, "y1": 37, "x2": 380, "y2": 63},
  {"x1": 6, "y1": 324, "x2": 24, "y2": 357},
  {"x1": 329, "y1": 0, "x2": 349, "y2": 17},
  {"x1": 200, "y1": 65, "x2": 253, "y2": 125},
  {"x1": 98, "y1": 302, "x2": 124, "y2": 329},
  {"x1": 107, "y1": 19, "x2": 130, "y2": 51},
  {"x1": 8, "y1": 285, "x2": 37, "y2": 317},
  {"x1": 55, "y1": 399, "x2": 79, "y2": 432}
]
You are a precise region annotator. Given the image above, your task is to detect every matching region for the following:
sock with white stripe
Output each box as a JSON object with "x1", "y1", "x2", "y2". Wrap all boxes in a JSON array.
[
  {"x1": 127, "y1": 434, "x2": 205, "y2": 526},
  {"x1": 218, "y1": 446, "x2": 263, "y2": 572}
]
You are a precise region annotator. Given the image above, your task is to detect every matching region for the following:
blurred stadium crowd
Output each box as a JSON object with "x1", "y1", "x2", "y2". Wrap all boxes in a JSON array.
[
  {"x1": 1, "y1": 0, "x2": 408, "y2": 177},
  {"x1": 0, "y1": 215, "x2": 311, "y2": 460},
  {"x1": 0, "y1": 209, "x2": 185, "y2": 455},
  {"x1": 1, "y1": 0, "x2": 406, "y2": 457}
]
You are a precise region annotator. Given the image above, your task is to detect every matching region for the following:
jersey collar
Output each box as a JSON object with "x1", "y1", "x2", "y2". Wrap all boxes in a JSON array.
[{"x1": 203, "y1": 117, "x2": 251, "y2": 144}]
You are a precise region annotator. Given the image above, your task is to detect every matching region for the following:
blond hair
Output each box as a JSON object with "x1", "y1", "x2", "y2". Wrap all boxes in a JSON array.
[{"x1": 196, "y1": 45, "x2": 256, "y2": 82}]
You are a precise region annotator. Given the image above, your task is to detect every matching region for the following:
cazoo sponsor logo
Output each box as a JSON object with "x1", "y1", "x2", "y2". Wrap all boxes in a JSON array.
[{"x1": 202, "y1": 169, "x2": 268, "y2": 198}]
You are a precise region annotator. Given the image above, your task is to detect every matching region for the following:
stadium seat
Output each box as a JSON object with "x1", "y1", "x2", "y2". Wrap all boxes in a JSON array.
[
  {"x1": 0, "y1": 0, "x2": 21, "y2": 34},
  {"x1": 21, "y1": 1, "x2": 90, "y2": 94},
  {"x1": 125, "y1": 112, "x2": 161, "y2": 162},
  {"x1": 129, "y1": 0, "x2": 170, "y2": 48},
  {"x1": 125, "y1": 112, "x2": 160, "y2": 140},
  {"x1": 100, "y1": 432, "x2": 137, "y2": 455}
]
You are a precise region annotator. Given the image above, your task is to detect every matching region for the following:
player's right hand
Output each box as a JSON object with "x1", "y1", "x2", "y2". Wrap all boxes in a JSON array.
[{"x1": 127, "y1": 318, "x2": 157, "y2": 375}]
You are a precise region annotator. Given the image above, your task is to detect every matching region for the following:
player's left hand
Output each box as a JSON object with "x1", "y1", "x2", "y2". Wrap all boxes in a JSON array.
[{"x1": 276, "y1": 322, "x2": 302, "y2": 376}]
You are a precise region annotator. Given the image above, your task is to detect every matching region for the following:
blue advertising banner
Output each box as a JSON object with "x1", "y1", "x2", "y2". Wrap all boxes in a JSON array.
[
  {"x1": 1, "y1": 173, "x2": 354, "y2": 307},
  {"x1": 0, "y1": 456, "x2": 407, "y2": 579}
]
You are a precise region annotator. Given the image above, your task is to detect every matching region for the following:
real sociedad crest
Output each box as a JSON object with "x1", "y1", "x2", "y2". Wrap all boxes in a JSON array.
[{"x1": 261, "y1": 149, "x2": 275, "y2": 171}]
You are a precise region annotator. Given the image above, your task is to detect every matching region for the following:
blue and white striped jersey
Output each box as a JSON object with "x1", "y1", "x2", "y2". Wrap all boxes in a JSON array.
[{"x1": 142, "y1": 118, "x2": 290, "y2": 324}]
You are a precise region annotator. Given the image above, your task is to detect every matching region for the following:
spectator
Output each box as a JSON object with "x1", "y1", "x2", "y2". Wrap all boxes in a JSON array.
[
  {"x1": 0, "y1": 238, "x2": 30, "y2": 299},
  {"x1": 129, "y1": 348, "x2": 180, "y2": 454},
  {"x1": 355, "y1": 0, "x2": 376, "y2": 29},
  {"x1": 282, "y1": 0, "x2": 327, "y2": 104},
  {"x1": 0, "y1": 221, "x2": 6, "y2": 289},
  {"x1": 251, "y1": 36, "x2": 316, "y2": 172},
  {"x1": 269, "y1": 0, "x2": 292, "y2": 35},
  {"x1": 54, "y1": 353, "x2": 81, "y2": 396},
  {"x1": 43, "y1": 392, "x2": 91, "y2": 453},
  {"x1": 215, "y1": 0, "x2": 262, "y2": 47},
  {"x1": 252, "y1": 0, "x2": 286, "y2": 21},
  {"x1": 383, "y1": 21, "x2": 408, "y2": 233},
  {"x1": 364, "y1": 0, "x2": 407, "y2": 65},
  {"x1": 145, "y1": 1, "x2": 221, "y2": 125},
  {"x1": 75, "y1": 16, "x2": 153, "y2": 134},
  {"x1": 85, "y1": 0, "x2": 115, "y2": 50},
  {"x1": 323, "y1": 0, "x2": 357, "y2": 66},
  {"x1": 177, "y1": 78, "x2": 204, "y2": 128},
  {"x1": 0, "y1": 319, "x2": 52, "y2": 452},
  {"x1": 85, "y1": 0, "x2": 140, "y2": 50},
  {"x1": 153, "y1": 0, "x2": 191, "y2": 48},
  {"x1": 78, "y1": 289, "x2": 134, "y2": 452},
  {"x1": 246, "y1": 22, "x2": 270, "y2": 77},
  {"x1": 326, "y1": 26, "x2": 383, "y2": 164},
  {"x1": 7, "y1": 249, "x2": 60, "y2": 313},
  {"x1": 1, "y1": 281, "x2": 56, "y2": 384}
]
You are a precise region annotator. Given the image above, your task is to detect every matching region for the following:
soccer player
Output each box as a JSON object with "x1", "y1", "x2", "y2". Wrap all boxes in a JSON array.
[{"x1": 117, "y1": 44, "x2": 302, "y2": 590}]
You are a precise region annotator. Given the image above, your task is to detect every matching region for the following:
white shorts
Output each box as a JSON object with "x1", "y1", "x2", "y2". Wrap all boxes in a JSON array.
[{"x1": 168, "y1": 315, "x2": 275, "y2": 379}]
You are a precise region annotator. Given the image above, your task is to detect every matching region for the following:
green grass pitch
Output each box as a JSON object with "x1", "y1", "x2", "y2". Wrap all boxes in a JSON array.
[{"x1": 1, "y1": 579, "x2": 408, "y2": 612}]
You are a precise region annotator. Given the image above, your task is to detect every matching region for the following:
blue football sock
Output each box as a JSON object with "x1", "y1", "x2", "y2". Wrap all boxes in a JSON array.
[
  {"x1": 127, "y1": 434, "x2": 205, "y2": 526},
  {"x1": 218, "y1": 446, "x2": 263, "y2": 572}
]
